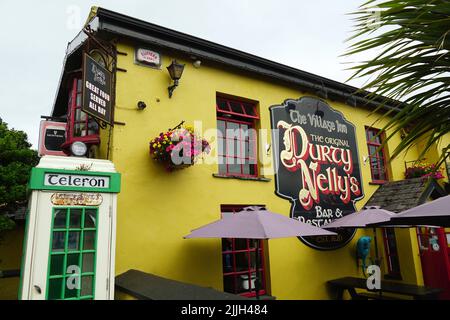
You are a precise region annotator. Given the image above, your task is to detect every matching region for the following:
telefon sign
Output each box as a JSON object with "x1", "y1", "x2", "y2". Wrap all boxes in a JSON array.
[{"x1": 270, "y1": 97, "x2": 364, "y2": 250}]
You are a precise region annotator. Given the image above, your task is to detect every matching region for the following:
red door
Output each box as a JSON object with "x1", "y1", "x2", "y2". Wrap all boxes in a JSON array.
[{"x1": 417, "y1": 227, "x2": 450, "y2": 299}]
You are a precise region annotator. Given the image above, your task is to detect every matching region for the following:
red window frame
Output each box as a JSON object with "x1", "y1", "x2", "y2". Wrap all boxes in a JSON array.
[
  {"x1": 217, "y1": 96, "x2": 259, "y2": 178},
  {"x1": 221, "y1": 205, "x2": 267, "y2": 298},
  {"x1": 382, "y1": 228, "x2": 401, "y2": 277},
  {"x1": 62, "y1": 75, "x2": 100, "y2": 150},
  {"x1": 365, "y1": 127, "x2": 388, "y2": 184}
]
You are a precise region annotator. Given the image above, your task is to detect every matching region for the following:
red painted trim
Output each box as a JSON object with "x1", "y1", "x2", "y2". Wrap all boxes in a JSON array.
[
  {"x1": 382, "y1": 228, "x2": 401, "y2": 276},
  {"x1": 218, "y1": 117, "x2": 258, "y2": 178},
  {"x1": 220, "y1": 205, "x2": 267, "y2": 296},
  {"x1": 365, "y1": 127, "x2": 389, "y2": 183},
  {"x1": 64, "y1": 75, "x2": 100, "y2": 151},
  {"x1": 216, "y1": 96, "x2": 260, "y2": 119}
]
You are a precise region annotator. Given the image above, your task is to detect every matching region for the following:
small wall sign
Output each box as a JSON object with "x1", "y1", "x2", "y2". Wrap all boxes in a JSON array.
[
  {"x1": 270, "y1": 97, "x2": 364, "y2": 250},
  {"x1": 51, "y1": 193, "x2": 103, "y2": 206},
  {"x1": 135, "y1": 48, "x2": 161, "y2": 67},
  {"x1": 38, "y1": 120, "x2": 67, "y2": 157}
]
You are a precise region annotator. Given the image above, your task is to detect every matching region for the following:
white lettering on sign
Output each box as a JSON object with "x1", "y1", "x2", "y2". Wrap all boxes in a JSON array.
[
  {"x1": 44, "y1": 173, "x2": 110, "y2": 189},
  {"x1": 136, "y1": 48, "x2": 160, "y2": 65}
]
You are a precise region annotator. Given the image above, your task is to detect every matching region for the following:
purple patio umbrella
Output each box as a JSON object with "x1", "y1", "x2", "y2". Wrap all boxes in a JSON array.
[
  {"x1": 322, "y1": 206, "x2": 394, "y2": 229},
  {"x1": 387, "y1": 195, "x2": 450, "y2": 227},
  {"x1": 323, "y1": 206, "x2": 396, "y2": 266},
  {"x1": 184, "y1": 206, "x2": 336, "y2": 299}
]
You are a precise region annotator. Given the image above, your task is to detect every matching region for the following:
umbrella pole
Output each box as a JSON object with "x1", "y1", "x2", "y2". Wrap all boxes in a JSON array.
[{"x1": 255, "y1": 239, "x2": 260, "y2": 300}]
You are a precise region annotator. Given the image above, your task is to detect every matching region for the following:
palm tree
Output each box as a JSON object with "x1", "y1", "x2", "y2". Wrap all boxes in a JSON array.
[{"x1": 345, "y1": 0, "x2": 450, "y2": 166}]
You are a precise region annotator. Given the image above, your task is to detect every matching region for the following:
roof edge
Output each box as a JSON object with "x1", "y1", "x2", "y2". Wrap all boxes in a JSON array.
[{"x1": 94, "y1": 7, "x2": 402, "y2": 112}]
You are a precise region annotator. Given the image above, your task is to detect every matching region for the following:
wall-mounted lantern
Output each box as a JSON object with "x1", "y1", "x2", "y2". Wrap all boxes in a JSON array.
[{"x1": 167, "y1": 60, "x2": 185, "y2": 98}]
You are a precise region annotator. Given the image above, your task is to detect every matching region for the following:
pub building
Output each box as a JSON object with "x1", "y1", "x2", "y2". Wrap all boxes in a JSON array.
[{"x1": 1, "y1": 7, "x2": 450, "y2": 300}]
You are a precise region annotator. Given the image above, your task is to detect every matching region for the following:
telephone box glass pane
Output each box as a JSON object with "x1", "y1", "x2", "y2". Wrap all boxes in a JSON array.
[
  {"x1": 48, "y1": 278, "x2": 63, "y2": 300},
  {"x1": 69, "y1": 210, "x2": 82, "y2": 228},
  {"x1": 52, "y1": 232, "x2": 66, "y2": 252},
  {"x1": 54, "y1": 210, "x2": 67, "y2": 228},
  {"x1": 50, "y1": 255, "x2": 64, "y2": 276}
]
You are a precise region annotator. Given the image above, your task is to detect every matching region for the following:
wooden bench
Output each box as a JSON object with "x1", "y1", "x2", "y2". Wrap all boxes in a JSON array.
[{"x1": 328, "y1": 277, "x2": 443, "y2": 300}]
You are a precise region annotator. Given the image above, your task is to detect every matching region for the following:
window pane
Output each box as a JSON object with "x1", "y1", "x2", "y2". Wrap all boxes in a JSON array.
[
  {"x1": 48, "y1": 278, "x2": 63, "y2": 300},
  {"x1": 226, "y1": 139, "x2": 236, "y2": 158},
  {"x1": 88, "y1": 119, "x2": 99, "y2": 135},
  {"x1": 235, "y1": 252, "x2": 250, "y2": 272},
  {"x1": 235, "y1": 139, "x2": 242, "y2": 159},
  {"x1": 76, "y1": 93, "x2": 82, "y2": 107},
  {"x1": 66, "y1": 253, "x2": 80, "y2": 271},
  {"x1": 68, "y1": 232, "x2": 81, "y2": 251},
  {"x1": 84, "y1": 210, "x2": 96, "y2": 228},
  {"x1": 223, "y1": 275, "x2": 238, "y2": 294},
  {"x1": 74, "y1": 123, "x2": 82, "y2": 137},
  {"x1": 64, "y1": 278, "x2": 78, "y2": 299},
  {"x1": 217, "y1": 120, "x2": 225, "y2": 136},
  {"x1": 82, "y1": 253, "x2": 95, "y2": 273},
  {"x1": 83, "y1": 231, "x2": 96, "y2": 250},
  {"x1": 69, "y1": 209, "x2": 82, "y2": 228},
  {"x1": 234, "y1": 239, "x2": 248, "y2": 251},
  {"x1": 228, "y1": 164, "x2": 241, "y2": 174},
  {"x1": 229, "y1": 101, "x2": 243, "y2": 114},
  {"x1": 368, "y1": 145, "x2": 378, "y2": 156},
  {"x1": 217, "y1": 99, "x2": 229, "y2": 111},
  {"x1": 249, "y1": 140, "x2": 257, "y2": 159},
  {"x1": 54, "y1": 210, "x2": 67, "y2": 229},
  {"x1": 50, "y1": 254, "x2": 65, "y2": 276},
  {"x1": 227, "y1": 121, "x2": 239, "y2": 132},
  {"x1": 223, "y1": 252, "x2": 234, "y2": 273},
  {"x1": 52, "y1": 232, "x2": 66, "y2": 252},
  {"x1": 81, "y1": 276, "x2": 94, "y2": 297},
  {"x1": 218, "y1": 157, "x2": 227, "y2": 174},
  {"x1": 242, "y1": 104, "x2": 256, "y2": 116},
  {"x1": 217, "y1": 138, "x2": 225, "y2": 155}
]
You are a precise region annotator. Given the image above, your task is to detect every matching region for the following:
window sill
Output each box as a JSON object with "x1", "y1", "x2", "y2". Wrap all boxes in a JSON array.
[{"x1": 212, "y1": 174, "x2": 271, "y2": 182}]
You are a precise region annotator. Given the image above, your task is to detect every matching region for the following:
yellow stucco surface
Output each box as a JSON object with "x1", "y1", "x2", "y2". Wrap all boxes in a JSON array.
[
  {"x1": 0, "y1": 225, "x2": 24, "y2": 300},
  {"x1": 104, "y1": 41, "x2": 441, "y2": 299}
]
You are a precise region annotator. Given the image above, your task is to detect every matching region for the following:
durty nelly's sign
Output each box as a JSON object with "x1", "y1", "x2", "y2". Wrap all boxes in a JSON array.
[
  {"x1": 270, "y1": 97, "x2": 364, "y2": 250},
  {"x1": 44, "y1": 173, "x2": 110, "y2": 189}
]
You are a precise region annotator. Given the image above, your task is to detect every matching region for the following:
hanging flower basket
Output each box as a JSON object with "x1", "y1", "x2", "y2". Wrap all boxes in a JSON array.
[
  {"x1": 404, "y1": 162, "x2": 444, "y2": 180},
  {"x1": 149, "y1": 124, "x2": 210, "y2": 172}
]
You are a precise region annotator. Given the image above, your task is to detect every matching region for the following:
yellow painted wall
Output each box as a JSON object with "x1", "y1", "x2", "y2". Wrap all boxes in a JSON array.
[
  {"x1": 0, "y1": 225, "x2": 24, "y2": 300},
  {"x1": 108, "y1": 40, "x2": 435, "y2": 299}
]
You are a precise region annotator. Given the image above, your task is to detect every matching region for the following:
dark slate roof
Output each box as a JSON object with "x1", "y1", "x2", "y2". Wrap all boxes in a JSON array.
[
  {"x1": 115, "y1": 269, "x2": 248, "y2": 300},
  {"x1": 365, "y1": 178, "x2": 446, "y2": 213}
]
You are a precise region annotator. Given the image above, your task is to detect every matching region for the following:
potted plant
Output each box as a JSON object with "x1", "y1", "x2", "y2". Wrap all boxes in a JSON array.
[
  {"x1": 149, "y1": 122, "x2": 210, "y2": 171},
  {"x1": 404, "y1": 162, "x2": 444, "y2": 180}
]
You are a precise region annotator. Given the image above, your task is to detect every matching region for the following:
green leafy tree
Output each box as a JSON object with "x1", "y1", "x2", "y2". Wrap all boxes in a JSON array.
[
  {"x1": 0, "y1": 118, "x2": 39, "y2": 235},
  {"x1": 345, "y1": 0, "x2": 450, "y2": 164}
]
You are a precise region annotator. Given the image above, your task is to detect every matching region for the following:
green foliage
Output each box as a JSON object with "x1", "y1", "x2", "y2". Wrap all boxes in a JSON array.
[
  {"x1": 0, "y1": 118, "x2": 39, "y2": 233},
  {"x1": 345, "y1": 0, "x2": 450, "y2": 165}
]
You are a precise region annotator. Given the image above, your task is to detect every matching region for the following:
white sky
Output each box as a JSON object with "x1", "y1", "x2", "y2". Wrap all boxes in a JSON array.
[{"x1": 0, "y1": 0, "x2": 368, "y2": 148}]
